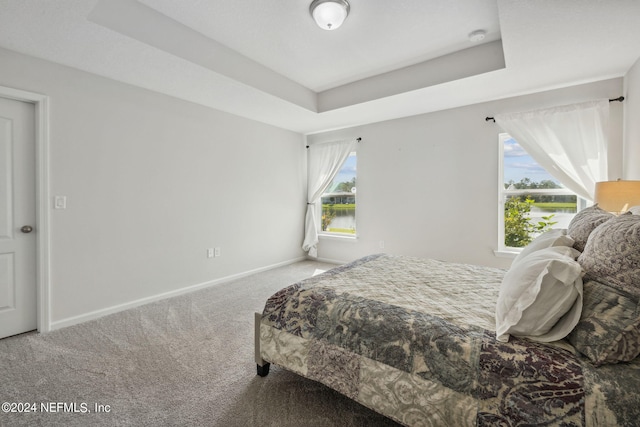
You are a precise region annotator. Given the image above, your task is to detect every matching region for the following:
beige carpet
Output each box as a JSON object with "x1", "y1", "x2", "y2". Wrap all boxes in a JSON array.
[{"x1": 0, "y1": 260, "x2": 400, "y2": 426}]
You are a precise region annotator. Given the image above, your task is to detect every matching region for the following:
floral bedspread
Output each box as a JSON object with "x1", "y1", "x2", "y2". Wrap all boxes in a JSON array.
[{"x1": 259, "y1": 254, "x2": 640, "y2": 426}]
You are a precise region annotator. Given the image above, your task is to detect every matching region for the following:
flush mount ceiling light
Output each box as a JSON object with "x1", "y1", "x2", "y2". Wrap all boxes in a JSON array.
[{"x1": 310, "y1": 0, "x2": 350, "y2": 31}]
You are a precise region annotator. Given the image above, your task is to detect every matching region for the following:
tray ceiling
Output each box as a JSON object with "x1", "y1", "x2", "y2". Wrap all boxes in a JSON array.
[{"x1": 1, "y1": 0, "x2": 639, "y2": 133}]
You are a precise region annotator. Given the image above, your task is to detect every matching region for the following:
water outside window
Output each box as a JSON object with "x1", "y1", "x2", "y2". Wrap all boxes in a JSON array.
[
  {"x1": 501, "y1": 135, "x2": 577, "y2": 248},
  {"x1": 321, "y1": 152, "x2": 356, "y2": 235}
]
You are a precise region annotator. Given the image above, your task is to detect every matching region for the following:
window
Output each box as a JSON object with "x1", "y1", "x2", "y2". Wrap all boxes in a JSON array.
[
  {"x1": 320, "y1": 151, "x2": 356, "y2": 236},
  {"x1": 498, "y1": 133, "x2": 582, "y2": 251}
]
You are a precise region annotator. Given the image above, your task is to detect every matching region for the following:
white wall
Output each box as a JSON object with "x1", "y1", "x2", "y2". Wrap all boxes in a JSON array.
[
  {"x1": 0, "y1": 47, "x2": 306, "y2": 328},
  {"x1": 624, "y1": 56, "x2": 640, "y2": 179},
  {"x1": 308, "y1": 79, "x2": 624, "y2": 268}
]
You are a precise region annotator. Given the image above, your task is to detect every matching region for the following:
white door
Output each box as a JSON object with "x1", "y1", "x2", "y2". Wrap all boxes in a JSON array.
[{"x1": 0, "y1": 96, "x2": 37, "y2": 339}]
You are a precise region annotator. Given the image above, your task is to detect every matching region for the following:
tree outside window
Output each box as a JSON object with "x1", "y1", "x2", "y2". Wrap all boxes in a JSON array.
[
  {"x1": 320, "y1": 152, "x2": 356, "y2": 235},
  {"x1": 499, "y1": 134, "x2": 578, "y2": 250}
]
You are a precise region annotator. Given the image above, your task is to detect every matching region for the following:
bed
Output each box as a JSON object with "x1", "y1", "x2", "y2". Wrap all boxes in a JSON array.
[{"x1": 254, "y1": 207, "x2": 640, "y2": 426}]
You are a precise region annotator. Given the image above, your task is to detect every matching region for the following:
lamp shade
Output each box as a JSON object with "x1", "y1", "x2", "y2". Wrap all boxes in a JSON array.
[
  {"x1": 310, "y1": 0, "x2": 350, "y2": 30},
  {"x1": 594, "y1": 180, "x2": 640, "y2": 214}
]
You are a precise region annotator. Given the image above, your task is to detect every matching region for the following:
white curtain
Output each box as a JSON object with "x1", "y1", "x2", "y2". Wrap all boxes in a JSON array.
[
  {"x1": 495, "y1": 99, "x2": 609, "y2": 201},
  {"x1": 302, "y1": 138, "x2": 357, "y2": 258}
]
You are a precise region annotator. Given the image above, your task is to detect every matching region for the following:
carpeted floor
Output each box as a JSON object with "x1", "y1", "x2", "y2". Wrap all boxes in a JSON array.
[{"x1": 0, "y1": 260, "x2": 400, "y2": 426}]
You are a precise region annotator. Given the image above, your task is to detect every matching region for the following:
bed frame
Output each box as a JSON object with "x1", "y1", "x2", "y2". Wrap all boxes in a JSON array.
[{"x1": 254, "y1": 312, "x2": 270, "y2": 377}]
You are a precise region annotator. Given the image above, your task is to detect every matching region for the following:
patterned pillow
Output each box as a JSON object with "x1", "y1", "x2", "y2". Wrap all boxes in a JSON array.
[
  {"x1": 567, "y1": 280, "x2": 640, "y2": 366},
  {"x1": 577, "y1": 213, "x2": 640, "y2": 294},
  {"x1": 567, "y1": 204, "x2": 614, "y2": 252},
  {"x1": 570, "y1": 213, "x2": 640, "y2": 365}
]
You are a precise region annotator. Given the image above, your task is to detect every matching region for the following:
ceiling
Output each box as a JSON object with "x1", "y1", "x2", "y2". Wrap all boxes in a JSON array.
[{"x1": 1, "y1": 0, "x2": 640, "y2": 134}]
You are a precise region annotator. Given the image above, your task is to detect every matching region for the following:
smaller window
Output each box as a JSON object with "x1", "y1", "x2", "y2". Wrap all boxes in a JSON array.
[
  {"x1": 320, "y1": 152, "x2": 356, "y2": 236},
  {"x1": 498, "y1": 134, "x2": 581, "y2": 251}
]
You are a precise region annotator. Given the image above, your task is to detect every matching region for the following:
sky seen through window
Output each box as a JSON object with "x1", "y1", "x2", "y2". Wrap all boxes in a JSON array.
[{"x1": 503, "y1": 137, "x2": 563, "y2": 186}]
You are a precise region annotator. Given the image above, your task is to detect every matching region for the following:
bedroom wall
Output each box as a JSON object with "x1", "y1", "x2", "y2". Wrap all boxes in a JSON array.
[
  {"x1": 623, "y1": 56, "x2": 640, "y2": 179},
  {"x1": 308, "y1": 78, "x2": 624, "y2": 268},
  {"x1": 0, "y1": 47, "x2": 306, "y2": 328}
]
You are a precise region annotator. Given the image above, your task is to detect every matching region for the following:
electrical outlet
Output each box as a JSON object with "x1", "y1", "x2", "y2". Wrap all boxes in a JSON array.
[
  {"x1": 54, "y1": 196, "x2": 67, "y2": 209},
  {"x1": 214, "y1": 247, "x2": 221, "y2": 257},
  {"x1": 379, "y1": 240, "x2": 385, "y2": 249},
  {"x1": 207, "y1": 248, "x2": 214, "y2": 258}
]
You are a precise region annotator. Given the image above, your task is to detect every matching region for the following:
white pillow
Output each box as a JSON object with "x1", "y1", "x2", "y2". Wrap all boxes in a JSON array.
[
  {"x1": 512, "y1": 228, "x2": 574, "y2": 267},
  {"x1": 496, "y1": 246, "x2": 583, "y2": 343}
]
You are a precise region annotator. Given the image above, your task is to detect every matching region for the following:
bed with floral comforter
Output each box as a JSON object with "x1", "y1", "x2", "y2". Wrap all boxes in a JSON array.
[{"x1": 255, "y1": 253, "x2": 640, "y2": 426}]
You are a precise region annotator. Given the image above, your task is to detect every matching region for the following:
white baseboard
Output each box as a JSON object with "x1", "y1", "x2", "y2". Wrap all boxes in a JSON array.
[
  {"x1": 312, "y1": 256, "x2": 347, "y2": 265},
  {"x1": 49, "y1": 256, "x2": 306, "y2": 331}
]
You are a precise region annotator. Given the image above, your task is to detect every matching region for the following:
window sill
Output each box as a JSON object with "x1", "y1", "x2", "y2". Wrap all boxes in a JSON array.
[
  {"x1": 493, "y1": 250, "x2": 519, "y2": 259},
  {"x1": 318, "y1": 233, "x2": 358, "y2": 242}
]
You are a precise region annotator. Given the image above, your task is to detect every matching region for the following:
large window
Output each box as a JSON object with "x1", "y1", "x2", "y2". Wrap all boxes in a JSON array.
[
  {"x1": 320, "y1": 151, "x2": 356, "y2": 235},
  {"x1": 498, "y1": 133, "x2": 581, "y2": 251}
]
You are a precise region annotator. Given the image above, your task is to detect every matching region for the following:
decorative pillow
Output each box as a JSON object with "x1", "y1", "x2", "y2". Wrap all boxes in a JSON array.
[
  {"x1": 496, "y1": 246, "x2": 583, "y2": 343},
  {"x1": 567, "y1": 204, "x2": 614, "y2": 252},
  {"x1": 567, "y1": 280, "x2": 640, "y2": 366},
  {"x1": 512, "y1": 228, "x2": 574, "y2": 267},
  {"x1": 578, "y1": 213, "x2": 640, "y2": 295}
]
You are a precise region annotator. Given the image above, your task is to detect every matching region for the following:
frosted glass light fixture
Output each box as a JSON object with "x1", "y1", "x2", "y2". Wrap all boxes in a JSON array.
[{"x1": 310, "y1": 0, "x2": 350, "y2": 31}]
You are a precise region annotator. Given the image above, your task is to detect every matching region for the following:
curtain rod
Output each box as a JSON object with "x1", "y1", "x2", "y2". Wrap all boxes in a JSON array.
[
  {"x1": 306, "y1": 137, "x2": 361, "y2": 149},
  {"x1": 484, "y1": 96, "x2": 625, "y2": 123}
]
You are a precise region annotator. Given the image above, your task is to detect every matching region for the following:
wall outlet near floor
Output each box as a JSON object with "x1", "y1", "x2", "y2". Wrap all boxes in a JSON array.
[
  {"x1": 54, "y1": 196, "x2": 67, "y2": 209},
  {"x1": 207, "y1": 248, "x2": 214, "y2": 258},
  {"x1": 379, "y1": 240, "x2": 385, "y2": 249},
  {"x1": 214, "y1": 247, "x2": 221, "y2": 257}
]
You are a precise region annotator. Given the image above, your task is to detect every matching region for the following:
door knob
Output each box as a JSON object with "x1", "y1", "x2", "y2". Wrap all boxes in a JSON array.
[{"x1": 20, "y1": 225, "x2": 33, "y2": 233}]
